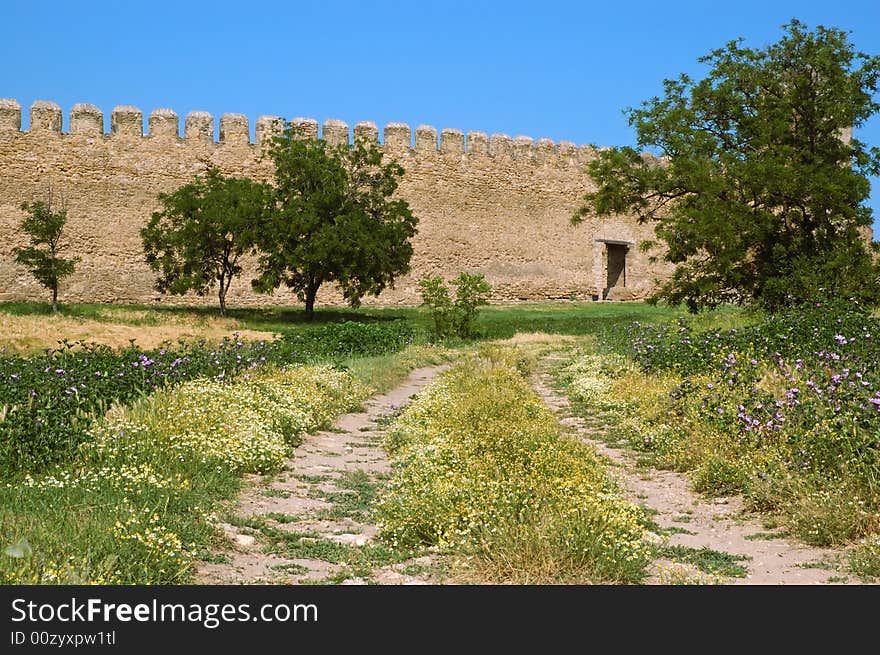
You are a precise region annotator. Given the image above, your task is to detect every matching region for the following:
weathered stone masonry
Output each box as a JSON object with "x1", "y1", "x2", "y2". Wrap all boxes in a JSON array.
[{"x1": 0, "y1": 99, "x2": 673, "y2": 307}]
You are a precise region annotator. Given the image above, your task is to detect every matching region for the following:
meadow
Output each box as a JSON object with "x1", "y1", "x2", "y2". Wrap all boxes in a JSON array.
[
  {"x1": 2, "y1": 299, "x2": 878, "y2": 583},
  {"x1": 554, "y1": 300, "x2": 880, "y2": 578}
]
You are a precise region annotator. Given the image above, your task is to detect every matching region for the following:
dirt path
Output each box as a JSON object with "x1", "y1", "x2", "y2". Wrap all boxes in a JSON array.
[
  {"x1": 532, "y1": 354, "x2": 854, "y2": 585},
  {"x1": 197, "y1": 365, "x2": 449, "y2": 585}
]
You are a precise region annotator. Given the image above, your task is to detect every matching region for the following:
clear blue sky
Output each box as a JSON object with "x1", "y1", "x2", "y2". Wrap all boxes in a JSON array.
[{"x1": 2, "y1": 0, "x2": 879, "y2": 236}]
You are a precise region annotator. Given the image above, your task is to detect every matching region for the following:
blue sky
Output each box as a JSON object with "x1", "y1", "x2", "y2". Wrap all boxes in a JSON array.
[{"x1": 2, "y1": 0, "x2": 879, "y2": 236}]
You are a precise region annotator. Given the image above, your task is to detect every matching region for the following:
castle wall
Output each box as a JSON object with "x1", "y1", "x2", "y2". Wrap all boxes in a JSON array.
[{"x1": 0, "y1": 99, "x2": 672, "y2": 308}]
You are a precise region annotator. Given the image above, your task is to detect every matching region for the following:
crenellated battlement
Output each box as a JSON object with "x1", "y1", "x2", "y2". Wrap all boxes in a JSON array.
[
  {"x1": 0, "y1": 99, "x2": 599, "y2": 165},
  {"x1": 0, "y1": 97, "x2": 672, "y2": 308}
]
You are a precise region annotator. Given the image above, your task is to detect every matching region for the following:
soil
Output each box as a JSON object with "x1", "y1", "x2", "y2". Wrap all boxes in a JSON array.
[
  {"x1": 531, "y1": 354, "x2": 860, "y2": 585},
  {"x1": 196, "y1": 364, "x2": 449, "y2": 585}
]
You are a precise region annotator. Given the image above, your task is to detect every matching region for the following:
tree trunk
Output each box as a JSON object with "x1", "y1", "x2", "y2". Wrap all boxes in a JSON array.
[
  {"x1": 52, "y1": 286, "x2": 58, "y2": 314},
  {"x1": 304, "y1": 277, "x2": 319, "y2": 321},
  {"x1": 218, "y1": 287, "x2": 227, "y2": 317}
]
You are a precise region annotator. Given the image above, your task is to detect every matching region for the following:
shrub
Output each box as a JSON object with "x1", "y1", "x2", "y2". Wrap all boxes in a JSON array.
[
  {"x1": 418, "y1": 272, "x2": 491, "y2": 339},
  {"x1": 84, "y1": 365, "x2": 368, "y2": 475},
  {"x1": 0, "y1": 321, "x2": 411, "y2": 478},
  {"x1": 281, "y1": 320, "x2": 414, "y2": 359}
]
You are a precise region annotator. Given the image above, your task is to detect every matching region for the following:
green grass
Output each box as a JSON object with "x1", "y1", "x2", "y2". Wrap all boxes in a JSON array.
[
  {"x1": 339, "y1": 344, "x2": 452, "y2": 394},
  {"x1": 310, "y1": 470, "x2": 379, "y2": 522},
  {"x1": 0, "y1": 299, "x2": 691, "y2": 343},
  {"x1": 269, "y1": 562, "x2": 310, "y2": 575},
  {"x1": 0, "y1": 365, "x2": 369, "y2": 584},
  {"x1": 744, "y1": 531, "x2": 787, "y2": 541},
  {"x1": 259, "y1": 526, "x2": 415, "y2": 573},
  {"x1": 658, "y1": 545, "x2": 751, "y2": 578},
  {"x1": 0, "y1": 461, "x2": 242, "y2": 584}
]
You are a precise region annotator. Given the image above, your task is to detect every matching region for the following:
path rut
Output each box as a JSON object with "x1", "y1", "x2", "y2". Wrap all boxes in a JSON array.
[
  {"x1": 532, "y1": 354, "x2": 854, "y2": 585},
  {"x1": 197, "y1": 365, "x2": 448, "y2": 585}
]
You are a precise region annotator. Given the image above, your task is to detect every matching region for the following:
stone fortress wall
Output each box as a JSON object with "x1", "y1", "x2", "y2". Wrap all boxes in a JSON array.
[{"x1": 0, "y1": 99, "x2": 673, "y2": 308}]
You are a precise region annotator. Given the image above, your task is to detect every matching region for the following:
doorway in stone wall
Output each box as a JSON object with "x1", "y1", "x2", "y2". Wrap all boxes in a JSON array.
[{"x1": 595, "y1": 238, "x2": 632, "y2": 300}]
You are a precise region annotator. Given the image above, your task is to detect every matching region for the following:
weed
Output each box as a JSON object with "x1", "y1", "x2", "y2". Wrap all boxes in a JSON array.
[{"x1": 658, "y1": 545, "x2": 750, "y2": 578}]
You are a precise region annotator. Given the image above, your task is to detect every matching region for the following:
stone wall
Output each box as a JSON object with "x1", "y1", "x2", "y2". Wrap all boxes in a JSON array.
[{"x1": 0, "y1": 99, "x2": 673, "y2": 308}]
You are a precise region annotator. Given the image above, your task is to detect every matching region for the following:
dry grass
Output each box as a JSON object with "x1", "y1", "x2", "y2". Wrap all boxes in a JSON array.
[
  {"x1": 0, "y1": 312, "x2": 277, "y2": 353},
  {"x1": 498, "y1": 331, "x2": 579, "y2": 345}
]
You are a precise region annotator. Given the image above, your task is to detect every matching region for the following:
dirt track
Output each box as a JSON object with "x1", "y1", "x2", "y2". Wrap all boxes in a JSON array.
[
  {"x1": 197, "y1": 365, "x2": 448, "y2": 585},
  {"x1": 532, "y1": 354, "x2": 853, "y2": 585}
]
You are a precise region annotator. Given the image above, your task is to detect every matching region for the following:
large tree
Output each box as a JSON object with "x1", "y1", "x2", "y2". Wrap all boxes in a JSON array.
[
  {"x1": 573, "y1": 20, "x2": 880, "y2": 311},
  {"x1": 14, "y1": 190, "x2": 78, "y2": 313},
  {"x1": 253, "y1": 125, "x2": 418, "y2": 319},
  {"x1": 141, "y1": 167, "x2": 271, "y2": 315}
]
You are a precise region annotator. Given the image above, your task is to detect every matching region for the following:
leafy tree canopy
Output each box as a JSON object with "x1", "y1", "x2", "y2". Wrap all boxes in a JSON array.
[
  {"x1": 573, "y1": 19, "x2": 880, "y2": 312},
  {"x1": 141, "y1": 167, "x2": 271, "y2": 315},
  {"x1": 253, "y1": 126, "x2": 418, "y2": 319},
  {"x1": 15, "y1": 191, "x2": 79, "y2": 313}
]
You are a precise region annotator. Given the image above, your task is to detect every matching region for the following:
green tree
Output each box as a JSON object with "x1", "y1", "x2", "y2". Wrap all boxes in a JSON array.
[
  {"x1": 572, "y1": 20, "x2": 880, "y2": 311},
  {"x1": 141, "y1": 167, "x2": 271, "y2": 315},
  {"x1": 252, "y1": 127, "x2": 418, "y2": 320},
  {"x1": 14, "y1": 191, "x2": 79, "y2": 313}
]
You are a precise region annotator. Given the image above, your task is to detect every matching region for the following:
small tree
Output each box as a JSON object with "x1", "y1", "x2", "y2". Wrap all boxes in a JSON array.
[
  {"x1": 14, "y1": 190, "x2": 79, "y2": 313},
  {"x1": 419, "y1": 272, "x2": 492, "y2": 339},
  {"x1": 572, "y1": 20, "x2": 880, "y2": 312},
  {"x1": 141, "y1": 167, "x2": 271, "y2": 315},
  {"x1": 253, "y1": 127, "x2": 418, "y2": 320}
]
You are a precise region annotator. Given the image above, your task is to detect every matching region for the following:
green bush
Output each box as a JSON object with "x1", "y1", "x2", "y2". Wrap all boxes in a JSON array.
[
  {"x1": 418, "y1": 272, "x2": 491, "y2": 339},
  {"x1": 281, "y1": 320, "x2": 414, "y2": 358}
]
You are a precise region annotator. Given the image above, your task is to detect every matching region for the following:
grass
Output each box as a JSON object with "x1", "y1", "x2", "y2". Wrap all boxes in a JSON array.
[
  {"x1": 0, "y1": 300, "x2": 686, "y2": 354},
  {"x1": 553, "y1": 302, "x2": 880, "y2": 583},
  {"x1": 658, "y1": 545, "x2": 751, "y2": 578},
  {"x1": 339, "y1": 344, "x2": 452, "y2": 394},
  {"x1": 258, "y1": 526, "x2": 416, "y2": 577},
  {"x1": 744, "y1": 531, "x2": 787, "y2": 541},
  {"x1": 0, "y1": 365, "x2": 369, "y2": 584},
  {"x1": 376, "y1": 347, "x2": 652, "y2": 584},
  {"x1": 310, "y1": 470, "x2": 379, "y2": 522},
  {"x1": 0, "y1": 302, "x2": 276, "y2": 352}
]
